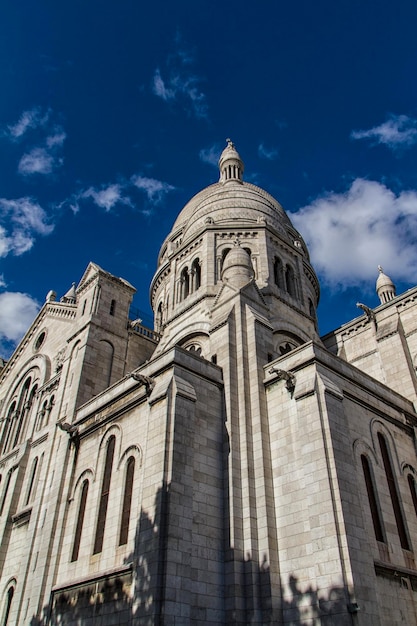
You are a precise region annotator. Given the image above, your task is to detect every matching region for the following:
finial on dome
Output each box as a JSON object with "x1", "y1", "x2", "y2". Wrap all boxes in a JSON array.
[
  {"x1": 376, "y1": 266, "x2": 396, "y2": 304},
  {"x1": 219, "y1": 139, "x2": 244, "y2": 184}
]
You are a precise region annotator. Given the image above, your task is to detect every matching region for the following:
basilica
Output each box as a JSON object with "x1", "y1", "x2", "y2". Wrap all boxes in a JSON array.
[{"x1": 1, "y1": 141, "x2": 417, "y2": 625}]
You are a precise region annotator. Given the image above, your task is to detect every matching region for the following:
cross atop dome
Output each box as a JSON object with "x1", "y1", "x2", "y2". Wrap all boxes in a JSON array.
[{"x1": 219, "y1": 138, "x2": 244, "y2": 183}]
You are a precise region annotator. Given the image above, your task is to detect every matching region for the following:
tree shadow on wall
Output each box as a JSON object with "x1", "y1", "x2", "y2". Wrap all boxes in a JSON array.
[{"x1": 30, "y1": 483, "x2": 353, "y2": 625}]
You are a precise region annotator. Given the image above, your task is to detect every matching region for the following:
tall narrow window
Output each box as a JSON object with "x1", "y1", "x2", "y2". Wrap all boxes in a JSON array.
[
  {"x1": 119, "y1": 457, "x2": 135, "y2": 545},
  {"x1": 93, "y1": 436, "x2": 115, "y2": 554},
  {"x1": 285, "y1": 264, "x2": 297, "y2": 298},
  {"x1": 13, "y1": 378, "x2": 31, "y2": 448},
  {"x1": 378, "y1": 433, "x2": 410, "y2": 550},
  {"x1": 1, "y1": 402, "x2": 16, "y2": 454},
  {"x1": 25, "y1": 456, "x2": 39, "y2": 506},
  {"x1": 274, "y1": 257, "x2": 284, "y2": 289},
  {"x1": 180, "y1": 268, "x2": 189, "y2": 300},
  {"x1": 408, "y1": 474, "x2": 417, "y2": 518},
  {"x1": 221, "y1": 248, "x2": 231, "y2": 273},
  {"x1": 361, "y1": 454, "x2": 384, "y2": 542},
  {"x1": 71, "y1": 479, "x2": 89, "y2": 562},
  {"x1": 2, "y1": 586, "x2": 14, "y2": 626},
  {"x1": 109, "y1": 299, "x2": 116, "y2": 316},
  {"x1": 0, "y1": 472, "x2": 12, "y2": 516},
  {"x1": 156, "y1": 302, "x2": 163, "y2": 332},
  {"x1": 191, "y1": 259, "x2": 201, "y2": 292}
]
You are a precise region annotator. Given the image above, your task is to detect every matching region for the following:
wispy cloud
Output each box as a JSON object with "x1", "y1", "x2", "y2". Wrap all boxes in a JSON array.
[
  {"x1": 82, "y1": 184, "x2": 131, "y2": 212},
  {"x1": 152, "y1": 40, "x2": 208, "y2": 119},
  {"x1": 199, "y1": 144, "x2": 221, "y2": 167},
  {"x1": 5, "y1": 108, "x2": 66, "y2": 176},
  {"x1": 351, "y1": 114, "x2": 417, "y2": 150},
  {"x1": 0, "y1": 197, "x2": 54, "y2": 257},
  {"x1": 7, "y1": 107, "x2": 50, "y2": 139},
  {"x1": 0, "y1": 291, "x2": 40, "y2": 357},
  {"x1": 46, "y1": 130, "x2": 66, "y2": 148},
  {"x1": 67, "y1": 175, "x2": 175, "y2": 215},
  {"x1": 131, "y1": 175, "x2": 175, "y2": 204},
  {"x1": 292, "y1": 179, "x2": 417, "y2": 288},
  {"x1": 258, "y1": 143, "x2": 278, "y2": 160},
  {"x1": 153, "y1": 68, "x2": 175, "y2": 101}
]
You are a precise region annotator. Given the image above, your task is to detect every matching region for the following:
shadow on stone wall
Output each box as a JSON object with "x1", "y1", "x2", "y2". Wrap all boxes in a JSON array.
[{"x1": 29, "y1": 483, "x2": 353, "y2": 625}]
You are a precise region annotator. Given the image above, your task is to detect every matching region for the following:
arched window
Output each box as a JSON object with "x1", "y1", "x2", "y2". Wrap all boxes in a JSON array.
[
  {"x1": 119, "y1": 456, "x2": 135, "y2": 546},
  {"x1": 12, "y1": 378, "x2": 31, "y2": 448},
  {"x1": 97, "y1": 340, "x2": 114, "y2": 391},
  {"x1": 71, "y1": 479, "x2": 89, "y2": 562},
  {"x1": 37, "y1": 401, "x2": 48, "y2": 431},
  {"x1": 1, "y1": 402, "x2": 16, "y2": 455},
  {"x1": 25, "y1": 456, "x2": 39, "y2": 506},
  {"x1": 221, "y1": 248, "x2": 231, "y2": 270},
  {"x1": 378, "y1": 433, "x2": 410, "y2": 550},
  {"x1": 407, "y1": 474, "x2": 417, "y2": 518},
  {"x1": 285, "y1": 264, "x2": 297, "y2": 298},
  {"x1": 156, "y1": 302, "x2": 163, "y2": 333},
  {"x1": 93, "y1": 435, "x2": 116, "y2": 554},
  {"x1": 274, "y1": 257, "x2": 284, "y2": 290},
  {"x1": 24, "y1": 385, "x2": 38, "y2": 438},
  {"x1": 191, "y1": 258, "x2": 201, "y2": 292},
  {"x1": 0, "y1": 472, "x2": 12, "y2": 516},
  {"x1": 361, "y1": 454, "x2": 385, "y2": 542},
  {"x1": 2, "y1": 585, "x2": 14, "y2": 626},
  {"x1": 180, "y1": 267, "x2": 189, "y2": 300}
]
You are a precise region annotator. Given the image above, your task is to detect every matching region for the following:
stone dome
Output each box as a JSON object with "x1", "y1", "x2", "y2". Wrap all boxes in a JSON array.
[{"x1": 171, "y1": 180, "x2": 296, "y2": 242}]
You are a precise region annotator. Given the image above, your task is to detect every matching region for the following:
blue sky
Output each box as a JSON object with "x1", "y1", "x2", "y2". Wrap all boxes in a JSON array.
[{"x1": 1, "y1": 0, "x2": 417, "y2": 358}]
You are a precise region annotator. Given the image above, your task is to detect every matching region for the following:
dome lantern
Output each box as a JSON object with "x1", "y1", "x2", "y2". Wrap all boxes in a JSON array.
[
  {"x1": 376, "y1": 265, "x2": 396, "y2": 304},
  {"x1": 219, "y1": 139, "x2": 244, "y2": 183}
]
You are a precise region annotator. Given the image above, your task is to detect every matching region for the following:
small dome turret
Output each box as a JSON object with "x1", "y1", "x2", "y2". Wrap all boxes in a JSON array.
[
  {"x1": 61, "y1": 282, "x2": 77, "y2": 304},
  {"x1": 221, "y1": 240, "x2": 254, "y2": 289},
  {"x1": 376, "y1": 266, "x2": 396, "y2": 304},
  {"x1": 219, "y1": 139, "x2": 244, "y2": 183}
]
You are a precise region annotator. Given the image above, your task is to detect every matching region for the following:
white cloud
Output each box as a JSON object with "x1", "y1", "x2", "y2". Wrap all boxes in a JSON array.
[
  {"x1": 0, "y1": 274, "x2": 6, "y2": 288},
  {"x1": 0, "y1": 197, "x2": 54, "y2": 257},
  {"x1": 0, "y1": 292, "x2": 40, "y2": 350},
  {"x1": 18, "y1": 148, "x2": 57, "y2": 175},
  {"x1": 82, "y1": 184, "x2": 130, "y2": 212},
  {"x1": 199, "y1": 144, "x2": 221, "y2": 167},
  {"x1": 7, "y1": 107, "x2": 50, "y2": 139},
  {"x1": 131, "y1": 175, "x2": 175, "y2": 204},
  {"x1": 292, "y1": 178, "x2": 417, "y2": 288},
  {"x1": 152, "y1": 44, "x2": 208, "y2": 119},
  {"x1": 351, "y1": 114, "x2": 417, "y2": 150},
  {"x1": 258, "y1": 143, "x2": 278, "y2": 160}
]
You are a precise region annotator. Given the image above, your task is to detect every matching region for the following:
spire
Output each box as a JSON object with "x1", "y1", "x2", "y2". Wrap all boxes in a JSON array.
[
  {"x1": 218, "y1": 139, "x2": 244, "y2": 183},
  {"x1": 376, "y1": 265, "x2": 396, "y2": 304}
]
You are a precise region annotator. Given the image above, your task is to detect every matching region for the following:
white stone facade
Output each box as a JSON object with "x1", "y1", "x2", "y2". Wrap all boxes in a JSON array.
[{"x1": 1, "y1": 142, "x2": 417, "y2": 624}]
